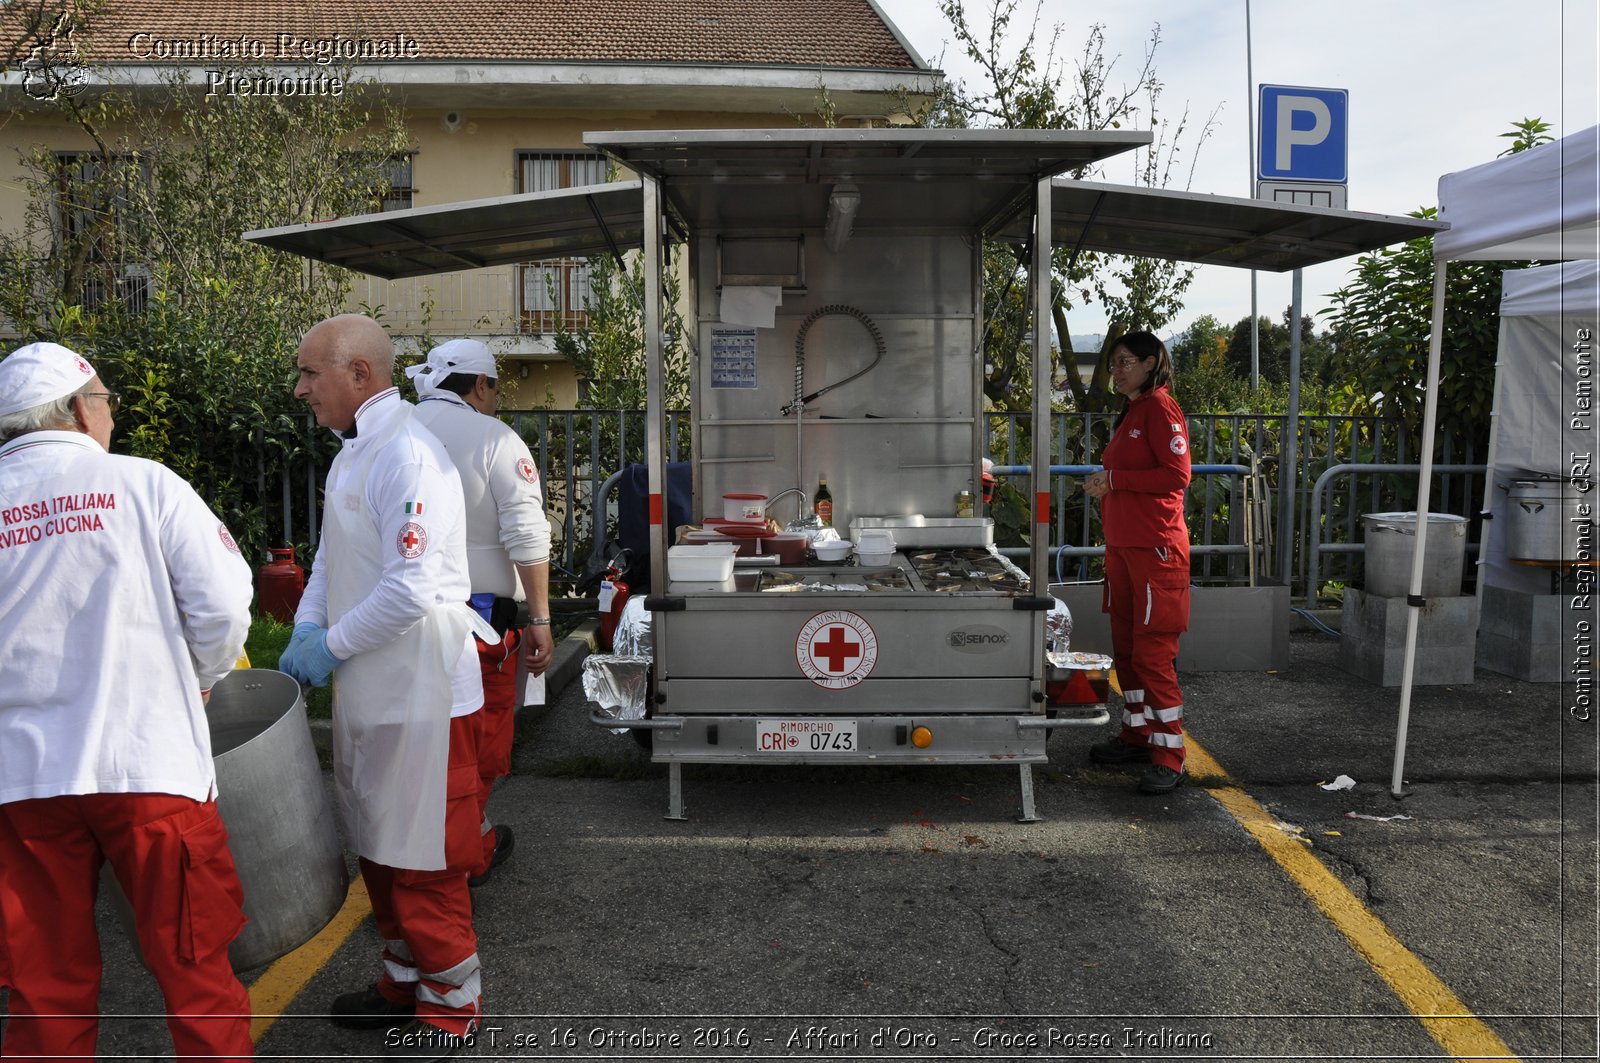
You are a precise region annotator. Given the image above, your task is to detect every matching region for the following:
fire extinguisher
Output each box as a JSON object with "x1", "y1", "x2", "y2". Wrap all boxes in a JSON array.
[
  {"x1": 258, "y1": 546, "x2": 305, "y2": 624},
  {"x1": 597, "y1": 559, "x2": 631, "y2": 652}
]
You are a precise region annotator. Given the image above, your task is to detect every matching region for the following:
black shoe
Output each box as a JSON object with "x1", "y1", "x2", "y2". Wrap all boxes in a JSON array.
[
  {"x1": 330, "y1": 983, "x2": 414, "y2": 1029},
  {"x1": 468, "y1": 824, "x2": 515, "y2": 888},
  {"x1": 384, "y1": 1018, "x2": 470, "y2": 1060},
  {"x1": 1138, "y1": 764, "x2": 1184, "y2": 795},
  {"x1": 1089, "y1": 737, "x2": 1152, "y2": 766}
]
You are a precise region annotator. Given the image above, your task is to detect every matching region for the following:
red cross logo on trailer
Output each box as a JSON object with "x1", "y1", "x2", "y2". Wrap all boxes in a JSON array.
[{"x1": 796, "y1": 610, "x2": 879, "y2": 689}]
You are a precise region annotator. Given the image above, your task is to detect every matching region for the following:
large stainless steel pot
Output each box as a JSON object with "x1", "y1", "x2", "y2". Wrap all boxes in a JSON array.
[
  {"x1": 106, "y1": 668, "x2": 348, "y2": 972},
  {"x1": 1505, "y1": 479, "x2": 1600, "y2": 563},
  {"x1": 1361, "y1": 512, "x2": 1467, "y2": 597}
]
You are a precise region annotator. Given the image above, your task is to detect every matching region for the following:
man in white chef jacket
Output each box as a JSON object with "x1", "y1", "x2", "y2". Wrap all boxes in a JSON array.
[
  {"x1": 407, "y1": 339, "x2": 552, "y2": 888},
  {"x1": 0, "y1": 342, "x2": 256, "y2": 1061},
  {"x1": 280, "y1": 314, "x2": 488, "y2": 1059}
]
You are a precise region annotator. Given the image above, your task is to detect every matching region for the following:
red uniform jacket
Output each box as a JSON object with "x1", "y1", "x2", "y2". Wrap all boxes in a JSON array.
[{"x1": 1099, "y1": 384, "x2": 1191, "y2": 549}]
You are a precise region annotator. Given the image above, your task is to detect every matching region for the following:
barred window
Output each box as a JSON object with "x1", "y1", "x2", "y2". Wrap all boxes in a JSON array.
[
  {"x1": 515, "y1": 150, "x2": 609, "y2": 334},
  {"x1": 54, "y1": 152, "x2": 149, "y2": 314}
]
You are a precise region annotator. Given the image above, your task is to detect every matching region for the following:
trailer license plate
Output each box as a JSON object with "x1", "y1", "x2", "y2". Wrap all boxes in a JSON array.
[{"x1": 756, "y1": 719, "x2": 858, "y2": 753}]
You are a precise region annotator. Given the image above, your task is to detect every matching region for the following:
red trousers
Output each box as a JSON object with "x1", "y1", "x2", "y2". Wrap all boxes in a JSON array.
[
  {"x1": 472, "y1": 628, "x2": 521, "y2": 874},
  {"x1": 1103, "y1": 544, "x2": 1191, "y2": 772},
  {"x1": 0, "y1": 792, "x2": 253, "y2": 1061},
  {"x1": 362, "y1": 711, "x2": 484, "y2": 1037}
]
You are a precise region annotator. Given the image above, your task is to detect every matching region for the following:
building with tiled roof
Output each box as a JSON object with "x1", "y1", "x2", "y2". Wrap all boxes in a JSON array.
[{"x1": 0, "y1": 0, "x2": 941, "y2": 405}]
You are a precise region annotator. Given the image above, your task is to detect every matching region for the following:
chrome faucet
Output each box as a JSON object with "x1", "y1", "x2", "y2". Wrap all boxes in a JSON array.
[{"x1": 765, "y1": 486, "x2": 810, "y2": 525}]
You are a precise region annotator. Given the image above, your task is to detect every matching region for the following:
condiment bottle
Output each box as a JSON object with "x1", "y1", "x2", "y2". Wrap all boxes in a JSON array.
[{"x1": 814, "y1": 477, "x2": 833, "y2": 526}]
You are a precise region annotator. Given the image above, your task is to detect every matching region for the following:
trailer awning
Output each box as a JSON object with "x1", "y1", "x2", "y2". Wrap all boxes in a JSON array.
[
  {"x1": 242, "y1": 181, "x2": 646, "y2": 280},
  {"x1": 587, "y1": 127, "x2": 1151, "y2": 232},
  {"x1": 242, "y1": 132, "x2": 1443, "y2": 280},
  {"x1": 1002, "y1": 178, "x2": 1445, "y2": 271}
]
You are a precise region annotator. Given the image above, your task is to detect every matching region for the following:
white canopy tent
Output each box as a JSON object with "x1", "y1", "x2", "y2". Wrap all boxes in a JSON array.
[
  {"x1": 1393, "y1": 126, "x2": 1600, "y2": 795},
  {"x1": 1479, "y1": 259, "x2": 1600, "y2": 595}
]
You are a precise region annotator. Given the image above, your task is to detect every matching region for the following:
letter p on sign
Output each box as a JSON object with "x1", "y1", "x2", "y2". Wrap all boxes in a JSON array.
[{"x1": 1258, "y1": 85, "x2": 1348, "y2": 183}]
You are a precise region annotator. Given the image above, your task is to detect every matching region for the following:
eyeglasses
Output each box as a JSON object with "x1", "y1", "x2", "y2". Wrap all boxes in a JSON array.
[
  {"x1": 81, "y1": 391, "x2": 120, "y2": 414},
  {"x1": 1112, "y1": 355, "x2": 1149, "y2": 370}
]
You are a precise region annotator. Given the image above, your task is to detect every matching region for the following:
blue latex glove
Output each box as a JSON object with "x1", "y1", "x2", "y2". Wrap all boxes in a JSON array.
[
  {"x1": 280, "y1": 624, "x2": 340, "y2": 687},
  {"x1": 276, "y1": 622, "x2": 319, "y2": 682}
]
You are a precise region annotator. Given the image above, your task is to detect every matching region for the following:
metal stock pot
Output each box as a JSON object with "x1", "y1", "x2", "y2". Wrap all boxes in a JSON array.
[{"x1": 1505, "y1": 478, "x2": 1599, "y2": 563}]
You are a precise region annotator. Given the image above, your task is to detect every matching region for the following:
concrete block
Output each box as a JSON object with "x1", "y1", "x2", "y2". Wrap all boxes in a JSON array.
[
  {"x1": 1337, "y1": 588, "x2": 1477, "y2": 686},
  {"x1": 1047, "y1": 582, "x2": 1290, "y2": 672},
  {"x1": 1477, "y1": 630, "x2": 1563, "y2": 683},
  {"x1": 1477, "y1": 587, "x2": 1573, "y2": 682}
]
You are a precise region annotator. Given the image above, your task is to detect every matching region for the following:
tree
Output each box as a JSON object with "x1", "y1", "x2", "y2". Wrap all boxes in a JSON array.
[
  {"x1": 554, "y1": 247, "x2": 690, "y2": 412},
  {"x1": 0, "y1": 61, "x2": 411, "y2": 560},
  {"x1": 1221, "y1": 308, "x2": 1334, "y2": 387},
  {"x1": 930, "y1": 0, "x2": 1215, "y2": 413},
  {"x1": 1170, "y1": 313, "x2": 1228, "y2": 374},
  {"x1": 1322, "y1": 119, "x2": 1549, "y2": 465}
]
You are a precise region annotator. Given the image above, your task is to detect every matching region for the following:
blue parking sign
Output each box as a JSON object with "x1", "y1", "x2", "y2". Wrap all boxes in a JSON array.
[{"x1": 1258, "y1": 85, "x2": 1348, "y2": 183}]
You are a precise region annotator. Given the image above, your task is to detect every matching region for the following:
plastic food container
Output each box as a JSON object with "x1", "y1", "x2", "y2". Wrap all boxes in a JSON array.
[
  {"x1": 812, "y1": 539, "x2": 853, "y2": 562},
  {"x1": 765, "y1": 532, "x2": 809, "y2": 565},
  {"x1": 854, "y1": 528, "x2": 896, "y2": 567},
  {"x1": 722, "y1": 493, "x2": 768, "y2": 521},
  {"x1": 712, "y1": 523, "x2": 767, "y2": 557},
  {"x1": 855, "y1": 528, "x2": 896, "y2": 552},
  {"x1": 667, "y1": 544, "x2": 738, "y2": 582}
]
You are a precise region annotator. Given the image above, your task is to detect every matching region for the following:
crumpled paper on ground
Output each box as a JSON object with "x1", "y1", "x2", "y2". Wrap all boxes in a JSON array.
[
  {"x1": 1319, "y1": 774, "x2": 1357, "y2": 791},
  {"x1": 1344, "y1": 811, "x2": 1413, "y2": 823}
]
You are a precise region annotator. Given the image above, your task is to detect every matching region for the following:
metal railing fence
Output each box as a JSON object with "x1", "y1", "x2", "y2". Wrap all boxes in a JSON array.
[{"x1": 274, "y1": 408, "x2": 1483, "y2": 598}]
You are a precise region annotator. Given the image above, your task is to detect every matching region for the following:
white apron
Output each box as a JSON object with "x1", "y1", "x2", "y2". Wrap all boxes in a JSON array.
[{"x1": 325, "y1": 407, "x2": 468, "y2": 870}]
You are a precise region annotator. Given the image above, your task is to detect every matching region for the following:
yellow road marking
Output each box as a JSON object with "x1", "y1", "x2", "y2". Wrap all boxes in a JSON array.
[
  {"x1": 1185, "y1": 737, "x2": 1521, "y2": 1062},
  {"x1": 1106, "y1": 669, "x2": 1517, "y2": 1061},
  {"x1": 247, "y1": 875, "x2": 372, "y2": 1044}
]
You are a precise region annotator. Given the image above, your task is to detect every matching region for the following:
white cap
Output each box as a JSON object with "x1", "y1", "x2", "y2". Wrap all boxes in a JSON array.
[
  {"x1": 0, "y1": 342, "x2": 98, "y2": 418},
  {"x1": 404, "y1": 338, "x2": 496, "y2": 399}
]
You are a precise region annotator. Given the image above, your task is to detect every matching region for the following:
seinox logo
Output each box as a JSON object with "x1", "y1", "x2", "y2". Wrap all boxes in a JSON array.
[{"x1": 945, "y1": 625, "x2": 1011, "y2": 653}]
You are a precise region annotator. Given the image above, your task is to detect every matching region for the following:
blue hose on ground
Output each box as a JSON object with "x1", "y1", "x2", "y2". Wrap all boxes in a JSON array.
[{"x1": 1292, "y1": 606, "x2": 1341, "y2": 638}]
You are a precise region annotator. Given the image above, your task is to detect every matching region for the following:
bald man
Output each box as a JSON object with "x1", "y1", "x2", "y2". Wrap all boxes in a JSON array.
[{"x1": 282, "y1": 314, "x2": 487, "y2": 1060}]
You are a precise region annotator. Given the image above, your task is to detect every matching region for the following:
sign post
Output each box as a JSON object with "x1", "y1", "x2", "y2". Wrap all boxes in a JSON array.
[{"x1": 1257, "y1": 84, "x2": 1348, "y2": 584}]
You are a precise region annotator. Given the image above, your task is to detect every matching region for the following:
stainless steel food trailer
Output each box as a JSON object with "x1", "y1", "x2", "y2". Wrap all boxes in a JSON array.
[{"x1": 247, "y1": 128, "x2": 1441, "y2": 820}]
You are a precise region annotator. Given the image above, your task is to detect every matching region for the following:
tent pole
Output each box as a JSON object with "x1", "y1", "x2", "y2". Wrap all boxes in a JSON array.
[{"x1": 1392, "y1": 260, "x2": 1451, "y2": 797}]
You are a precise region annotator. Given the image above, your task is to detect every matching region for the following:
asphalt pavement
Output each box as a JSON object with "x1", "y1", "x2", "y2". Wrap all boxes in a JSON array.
[{"x1": 9, "y1": 626, "x2": 1599, "y2": 1062}]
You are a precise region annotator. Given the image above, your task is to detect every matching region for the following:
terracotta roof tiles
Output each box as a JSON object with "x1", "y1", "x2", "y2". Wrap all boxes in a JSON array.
[{"x1": 51, "y1": 0, "x2": 925, "y2": 69}]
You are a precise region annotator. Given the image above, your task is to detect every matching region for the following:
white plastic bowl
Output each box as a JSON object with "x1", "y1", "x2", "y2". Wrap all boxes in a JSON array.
[{"x1": 813, "y1": 539, "x2": 853, "y2": 562}]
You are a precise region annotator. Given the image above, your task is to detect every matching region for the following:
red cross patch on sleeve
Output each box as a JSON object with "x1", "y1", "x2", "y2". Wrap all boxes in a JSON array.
[
  {"x1": 516, "y1": 457, "x2": 539, "y2": 484},
  {"x1": 397, "y1": 521, "x2": 428, "y2": 558}
]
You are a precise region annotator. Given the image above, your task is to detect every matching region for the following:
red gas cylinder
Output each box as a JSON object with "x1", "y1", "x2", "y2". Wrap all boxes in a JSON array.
[{"x1": 258, "y1": 547, "x2": 305, "y2": 624}]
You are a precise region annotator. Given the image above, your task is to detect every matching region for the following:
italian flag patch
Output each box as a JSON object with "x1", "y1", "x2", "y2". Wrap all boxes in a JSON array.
[{"x1": 404, "y1": 500, "x2": 424, "y2": 516}]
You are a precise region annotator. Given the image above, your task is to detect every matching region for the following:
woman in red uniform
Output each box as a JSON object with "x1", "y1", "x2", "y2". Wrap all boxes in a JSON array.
[{"x1": 1081, "y1": 331, "x2": 1192, "y2": 794}]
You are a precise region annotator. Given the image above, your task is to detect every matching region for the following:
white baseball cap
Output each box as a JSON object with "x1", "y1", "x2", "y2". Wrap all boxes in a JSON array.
[
  {"x1": 404, "y1": 338, "x2": 496, "y2": 399},
  {"x1": 0, "y1": 342, "x2": 98, "y2": 418},
  {"x1": 426, "y1": 338, "x2": 496, "y2": 379}
]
